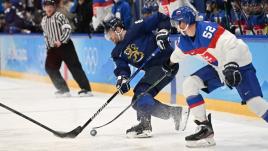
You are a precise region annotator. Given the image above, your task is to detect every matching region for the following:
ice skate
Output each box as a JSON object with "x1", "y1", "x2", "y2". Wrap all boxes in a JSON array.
[
  {"x1": 55, "y1": 90, "x2": 71, "y2": 98},
  {"x1": 185, "y1": 114, "x2": 215, "y2": 148},
  {"x1": 126, "y1": 118, "x2": 152, "y2": 138},
  {"x1": 78, "y1": 89, "x2": 93, "y2": 97}
]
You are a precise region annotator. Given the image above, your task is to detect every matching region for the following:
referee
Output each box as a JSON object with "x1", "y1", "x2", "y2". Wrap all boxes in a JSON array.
[{"x1": 41, "y1": 0, "x2": 92, "y2": 97}]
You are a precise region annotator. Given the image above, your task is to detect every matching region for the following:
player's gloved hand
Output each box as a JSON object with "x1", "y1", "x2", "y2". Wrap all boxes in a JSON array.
[
  {"x1": 162, "y1": 59, "x2": 179, "y2": 77},
  {"x1": 156, "y1": 29, "x2": 169, "y2": 51},
  {"x1": 116, "y1": 75, "x2": 130, "y2": 94},
  {"x1": 223, "y1": 62, "x2": 242, "y2": 87}
]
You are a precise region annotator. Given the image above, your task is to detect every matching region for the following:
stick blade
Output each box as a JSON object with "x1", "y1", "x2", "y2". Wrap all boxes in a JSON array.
[{"x1": 54, "y1": 126, "x2": 83, "y2": 138}]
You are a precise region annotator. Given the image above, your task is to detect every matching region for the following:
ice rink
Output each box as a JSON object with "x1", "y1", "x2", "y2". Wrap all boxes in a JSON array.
[{"x1": 0, "y1": 77, "x2": 267, "y2": 151}]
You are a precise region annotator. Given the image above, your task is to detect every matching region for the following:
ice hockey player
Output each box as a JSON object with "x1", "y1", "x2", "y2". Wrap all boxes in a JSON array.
[
  {"x1": 162, "y1": 5, "x2": 268, "y2": 148},
  {"x1": 103, "y1": 13, "x2": 187, "y2": 138}
]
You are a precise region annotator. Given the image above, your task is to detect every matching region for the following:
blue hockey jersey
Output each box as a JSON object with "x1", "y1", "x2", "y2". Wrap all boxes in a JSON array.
[{"x1": 111, "y1": 12, "x2": 172, "y2": 77}]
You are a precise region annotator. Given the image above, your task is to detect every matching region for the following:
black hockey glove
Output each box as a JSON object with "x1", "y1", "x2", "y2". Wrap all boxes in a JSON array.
[
  {"x1": 156, "y1": 29, "x2": 169, "y2": 51},
  {"x1": 162, "y1": 59, "x2": 179, "y2": 77},
  {"x1": 116, "y1": 75, "x2": 130, "y2": 94},
  {"x1": 223, "y1": 62, "x2": 242, "y2": 87}
]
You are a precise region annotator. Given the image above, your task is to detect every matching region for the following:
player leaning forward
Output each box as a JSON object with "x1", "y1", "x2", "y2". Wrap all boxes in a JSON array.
[
  {"x1": 103, "y1": 13, "x2": 189, "y2": 138},
  {"x1": 163, "y1": 6, "x2": 268, "y2": 147}
]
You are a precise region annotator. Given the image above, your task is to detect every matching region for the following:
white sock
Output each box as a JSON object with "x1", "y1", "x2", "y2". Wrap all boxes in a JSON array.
[
  {"x1": 247, "y1": 96, "x2": 268, "y2": 117},
  {"x1": 191, "y1": 104, "x2": 207, "y2": 122}
]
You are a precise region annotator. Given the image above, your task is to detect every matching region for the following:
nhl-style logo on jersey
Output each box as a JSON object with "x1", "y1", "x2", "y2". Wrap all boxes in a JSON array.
[{"x1": 124, "y1": 44, "x2": 144, "y2": 63}]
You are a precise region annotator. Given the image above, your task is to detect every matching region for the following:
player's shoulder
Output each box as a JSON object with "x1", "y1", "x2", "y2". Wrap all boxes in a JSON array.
[
  {"x1": 41, "y1": 16, "x2": 47, "y2": 25},
  {"x1": 127, "y1": 19, "x2": 144, "y2": 33},
  {"x1": 175, "y1": 34, "x2": 190, "y2": 50},
  {"x1": 133, "y1": 19, "x2": 144, "y2": 26},
  {"x1": 54, "y1": 11, "x2": 66, "y2": 19},
  {"x1": 41, "y1": 16, "x2": 47, "y2": 21}
]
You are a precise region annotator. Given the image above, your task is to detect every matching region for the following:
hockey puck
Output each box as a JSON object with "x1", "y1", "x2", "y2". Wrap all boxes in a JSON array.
[{"x1": 90, "y1": 129, "x2": 97, "y2": 136}]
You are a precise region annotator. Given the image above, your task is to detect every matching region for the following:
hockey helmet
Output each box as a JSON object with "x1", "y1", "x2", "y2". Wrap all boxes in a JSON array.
[
  {"x1": 103, "y1": 15, "x2": 125, "y2": 41},
  {"x1": 171, "y1": 6, "x2": 196, "y2": 34},
  {"x1": 103, "y1": 16, "x2": 124, "y2": 32},
  {"x1": 43, "y1": 0, "x2": 56, "y2": 6}
]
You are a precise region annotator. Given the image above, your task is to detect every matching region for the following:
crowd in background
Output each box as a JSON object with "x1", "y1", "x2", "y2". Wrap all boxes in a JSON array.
[{"x1": 0, "y1": 0, "x2": 267, "y2": 35}]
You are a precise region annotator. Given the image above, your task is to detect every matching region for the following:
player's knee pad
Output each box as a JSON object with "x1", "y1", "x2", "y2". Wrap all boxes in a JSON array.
[
  {"x1": 132, "y1": 93, "x2": 156, "y2": 114},
  {"x1": 247, "y1": 96, "x2": 268, "y2": 122},
  {"x1": 183, "y1": 76, "x2": 205, "y2": 98}
]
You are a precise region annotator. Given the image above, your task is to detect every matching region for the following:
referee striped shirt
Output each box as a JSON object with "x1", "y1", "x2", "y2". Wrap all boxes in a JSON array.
[{"x1": 41, "y1": 11, "x2": 72, "y2": 49}]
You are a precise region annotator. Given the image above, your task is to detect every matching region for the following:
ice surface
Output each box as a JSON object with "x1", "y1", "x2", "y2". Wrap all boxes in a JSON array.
[{"x1": 0, "y1": 77, "x2": 267, "y2": 151}]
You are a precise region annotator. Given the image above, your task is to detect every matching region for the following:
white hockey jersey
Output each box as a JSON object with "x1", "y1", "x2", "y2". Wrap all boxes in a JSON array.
[{"x1": 170, "y1": 21, "x2": 252, "y2": 81}]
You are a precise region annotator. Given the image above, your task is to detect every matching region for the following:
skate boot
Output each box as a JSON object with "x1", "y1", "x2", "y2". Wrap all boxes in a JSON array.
[
  {"x1": 170, "y1": 106, "x2": 190, "y2": 131},
  {"x1": 78, "y1": 89, "x2": 93, "y2": 97},
  {"x1": 55, "y1": 90, "x2": 71, "y2": 98},
  {"x1": 126, "y1": 117, "x2": 152, "y2": 138},
  {"x1": 185, "y1": 114, "x2": 215, "y2": 148}
]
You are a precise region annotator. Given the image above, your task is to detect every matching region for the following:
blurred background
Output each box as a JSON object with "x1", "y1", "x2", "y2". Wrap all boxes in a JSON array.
[{"x1": 0, "y1": 0, "x2": 267, "y2": 35}]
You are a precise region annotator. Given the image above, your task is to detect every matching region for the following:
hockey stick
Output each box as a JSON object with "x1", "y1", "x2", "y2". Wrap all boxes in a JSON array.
[
  {"x1": 0, "y1": 102, "x2": 80, "y2": 138},
  {"x1": 91, "y1": 72, "x2": 168, "y2": 131},
  {"x1": 63, "y1": 49, "x2": 162, "y2": 137},
  {"x1": 0, "y1": 49, "x2": 161, "y2": 138}
]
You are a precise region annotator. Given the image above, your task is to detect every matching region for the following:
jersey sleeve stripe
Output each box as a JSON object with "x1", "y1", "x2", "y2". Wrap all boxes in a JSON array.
[{"x1": 208, "y1": 26, "x2": 225, "y2": 49}]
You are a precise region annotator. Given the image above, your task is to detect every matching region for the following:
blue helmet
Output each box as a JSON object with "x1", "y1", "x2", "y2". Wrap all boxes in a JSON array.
[
  {"x1": 142, "y1": 4, "x2": 152, "y2": 14},
  {"x1": 150, "y1": 1, "x2": 159, "y2": 12},
  {"x1": 171, "y1": 6, "x2": 196, "y2": 26},
  {"x1": 171, "y1": 6, "x2": 196, "y2": 35},
  {"x1": 103, "y1": 16, "x2": 124, "y2": 31},
  {"x1": 241, "y1": 0, "x2": 251, "y2": 5}
]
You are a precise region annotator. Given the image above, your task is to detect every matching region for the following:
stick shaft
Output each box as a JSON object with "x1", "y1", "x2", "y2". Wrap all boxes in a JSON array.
[
  {"x1": 0, "y1": 103, "x2": 58, "y2": 134},
  {"x1": 93, "y1": 73, "x2": 167, "y2": 130},
  {"x1": 80, "y1": 49, "x2": 161, "y2": 131}
]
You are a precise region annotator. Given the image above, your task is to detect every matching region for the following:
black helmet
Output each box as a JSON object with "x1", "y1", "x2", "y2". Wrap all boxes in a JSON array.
[
  {"x1": 103, "y1": 16, "x2": 124, "y2": 31},
  {"x1": 43, "y1": 0, "x2": 56, "y2": 6}
]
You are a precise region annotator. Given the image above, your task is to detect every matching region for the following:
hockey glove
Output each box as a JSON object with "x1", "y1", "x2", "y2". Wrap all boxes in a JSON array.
[
  {"x1": 116, "y1": 76, "x2": 130, "y2": 94},
  {"x1": 156, "y1": 29, "x2": 169, "y2": 51},
  {"x1": 162, "y1": 59, "x2": 179, "y2": 77},
  {"x1": 223, "y1": 62, "x2": 242, "y2": 87}
]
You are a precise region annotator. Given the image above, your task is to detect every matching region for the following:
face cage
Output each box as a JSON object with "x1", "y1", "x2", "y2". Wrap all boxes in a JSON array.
[{"x1": 170, "y1": 20, "x2": 189, "y2": 36}]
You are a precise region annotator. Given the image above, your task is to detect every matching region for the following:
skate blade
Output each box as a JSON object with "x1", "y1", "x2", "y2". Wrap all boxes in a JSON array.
[
  {"x1": 179, "y1": 107, "x2": 190, "y2": 131},
  {"x1": 186, "y1": 137, "x2": 216, "y2": 148},
  {"x1": 55, "y1": 93, "x2": 71, "y2": 98},
  {"x1": 126, "y1": 130, "x2": 152, "y2": 138},
  {"x1": 78, "y1": 92, "x2": 93, "y2": 97}
]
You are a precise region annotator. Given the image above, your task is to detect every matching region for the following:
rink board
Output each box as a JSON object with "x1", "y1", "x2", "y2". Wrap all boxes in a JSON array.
[{"x1": 0, "y1": 34, "x2": 267, "y2": 117}]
